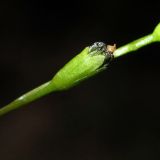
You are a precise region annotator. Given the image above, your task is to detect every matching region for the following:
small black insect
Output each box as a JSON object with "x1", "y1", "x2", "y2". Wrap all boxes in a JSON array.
[
  {"x1": 89, "y1": 42, "x2": 116, "y2": 64},
  {"x1": 89, "y1": 42, "x2": 107, "y2": 53}
]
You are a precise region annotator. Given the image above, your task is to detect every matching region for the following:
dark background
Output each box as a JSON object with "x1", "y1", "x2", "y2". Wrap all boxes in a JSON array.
[{"x1": 0, "y1": 0, "x2": 160, "y2": 160}]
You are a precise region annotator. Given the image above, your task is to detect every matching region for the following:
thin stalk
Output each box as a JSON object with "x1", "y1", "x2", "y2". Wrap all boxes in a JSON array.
[
  {"x1": 114, "y1": 34, "x2": 155, "y2": 58},
  {"x1": 0, "y1": 81, "x2": 55, "y2": 116},
  {"x1": 114, "y1": 22, "x2": 160, "y2": 58}
]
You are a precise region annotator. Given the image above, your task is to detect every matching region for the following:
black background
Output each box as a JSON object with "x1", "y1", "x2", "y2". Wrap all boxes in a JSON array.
[{"x1": 0, "y1": 0, "x2": 160, "y2": 160}]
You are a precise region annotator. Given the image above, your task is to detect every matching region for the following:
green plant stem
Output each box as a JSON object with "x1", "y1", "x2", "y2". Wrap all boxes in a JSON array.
[
  {"x1": 114, "y1": 22, "x2": 160, "y2": 58},
  {"x1": 0, "y1": 22, "x2": 160, "y2": 117},
  {"x1": 114, "y1": 34, "x2": 156, "y2": 58},
  {"x1": 0, "y1": 81, "x2": 54, "y2": 116}
]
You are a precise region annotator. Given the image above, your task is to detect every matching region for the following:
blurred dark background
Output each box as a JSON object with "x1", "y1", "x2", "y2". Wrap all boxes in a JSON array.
[{"x1": 0, "y1": 0, "x2": 160, "y2": 159}]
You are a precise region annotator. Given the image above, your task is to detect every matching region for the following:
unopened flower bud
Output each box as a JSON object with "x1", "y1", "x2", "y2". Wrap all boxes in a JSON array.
[{"x1": 51, "y1": 42, "x2": 115, "y2": 90}]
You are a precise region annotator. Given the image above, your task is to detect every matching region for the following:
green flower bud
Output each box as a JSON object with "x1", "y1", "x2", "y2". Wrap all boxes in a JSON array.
[{"x1": 51, "y1": 42, "x2": 115, "y2": 90}]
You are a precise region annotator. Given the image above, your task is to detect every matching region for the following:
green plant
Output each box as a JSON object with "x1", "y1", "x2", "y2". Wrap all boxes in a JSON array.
[{"x1": 0, "y1": 22, "x2": 160, "y2": 116}]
